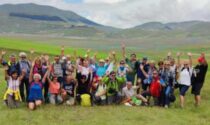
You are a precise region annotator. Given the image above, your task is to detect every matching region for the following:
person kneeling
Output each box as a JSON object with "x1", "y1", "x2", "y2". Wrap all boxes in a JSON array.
[
  {"x1": 102, "y1": 71, "x2": 125, "y2": 105},
  {"x1": 61, "y1": 75, "x2": 77, "y2": 106}
]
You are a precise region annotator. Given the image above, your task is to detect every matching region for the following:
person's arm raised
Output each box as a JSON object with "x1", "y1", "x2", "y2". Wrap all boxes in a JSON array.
[
  {"x1": 187, "y1": 52, "x2": 192, "y2": 67},
  {"x1": 29, "y1": 60, "x2": 35, "y2": 83},
  {"x1": 61, "y1": 45, "x2": 65, "y2": 57},
  {"x1": 86, "y1": 49, "x2": 91, "y2": 60},
  {"x1": 121, "y1": 43, "x2": 126, "y2": 60},
  {"x1": 19, "y1": 69, "x2": 26, "y2": 82},
  {"x1": 176, "y1": 52, "x2": 181, "y2": 68},
  {"x1": 112, "y1": 51, "x2": 117, "y2": 65},
  {"x1": 167, "y1": 52, "x2": 172, "y2": 60},
  {"x1": 29, "y1": 49, "x2": 35, "y2": 62},
  {"x1": 0, "y1": 50, "x2": 6, "y2": 64},
  {"x1": 42, "y1": 66, "x2": 50, "y2": 83},
  {"x1": 4, "y1": 65, "x2": 9, "y2": 80}
]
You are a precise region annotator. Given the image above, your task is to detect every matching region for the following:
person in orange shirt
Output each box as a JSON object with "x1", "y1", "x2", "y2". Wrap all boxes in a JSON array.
[{"x1": 47, "y1": 75, "x2": 63, "y2": 105}]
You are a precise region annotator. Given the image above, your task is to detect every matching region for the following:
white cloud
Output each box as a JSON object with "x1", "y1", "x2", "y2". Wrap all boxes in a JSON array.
[
  {"x1": 0, "y1": 0, "x2": 210, "y2": 28},
  {"x1": 83, "y1": 0, "x2": 127, "y2": 4}
]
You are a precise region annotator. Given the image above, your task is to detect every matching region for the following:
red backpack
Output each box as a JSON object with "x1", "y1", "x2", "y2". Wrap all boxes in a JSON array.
[{"x1": 150, "y1": 78, "x2": 161, "y2": 97}]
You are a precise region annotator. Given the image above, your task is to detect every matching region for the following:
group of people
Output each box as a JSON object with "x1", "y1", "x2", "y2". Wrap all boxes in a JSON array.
[{"x1": 0, "y1": 44, "x2": 208, "y2": 110}]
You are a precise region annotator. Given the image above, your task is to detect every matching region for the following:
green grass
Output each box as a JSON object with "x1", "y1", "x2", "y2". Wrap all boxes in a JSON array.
[{"x1": 0, "y1": 36, "x2": 210, "y2": 125}]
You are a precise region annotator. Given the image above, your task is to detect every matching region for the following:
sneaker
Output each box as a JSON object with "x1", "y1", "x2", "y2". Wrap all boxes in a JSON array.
[{"x1": 124, "y1": 102, "x2": 132, "y2": 106}]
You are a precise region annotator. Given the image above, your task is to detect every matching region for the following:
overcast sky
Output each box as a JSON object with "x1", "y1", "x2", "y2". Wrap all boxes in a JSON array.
[{"x1": 0, "y1": 0, "x2": 210, "y2": 28}]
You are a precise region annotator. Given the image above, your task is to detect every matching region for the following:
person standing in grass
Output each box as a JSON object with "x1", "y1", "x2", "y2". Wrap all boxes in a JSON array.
[
  {"x1": 159, "y1": 61, "x2": 175, "y2": 108},
  {"x1": 121, "y1": 43, "x2": 139, "y2": 84},
  {"x1": 102, "y1": 71, "x2": 126, "y2": 105},
  {"x1": 18, "y1": 52, "x2": 31, "y2": 102},
  {"x1": 191, "y1": 53, "x2": 208, "y2": 106},
  {"x1": 51, "y1": 55, "x2": 65, "y2": 86},
  {"x1": 40, "y1": 55, "x2": 51, "y2": 103},
  {"x1": 137, "y1": 58, "x2": 151, "y2": 91},
  {"x1": 177, "y1": 52, "x2": 193, "y2": 108}
]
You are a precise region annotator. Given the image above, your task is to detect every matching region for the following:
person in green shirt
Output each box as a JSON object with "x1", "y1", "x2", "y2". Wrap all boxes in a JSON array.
[
  {"x1": 102, "y1": 71, "x2": 126, "y2": 104},
  {"x1": 121, "y1": 43, "x2": 139, "y2": 84}
]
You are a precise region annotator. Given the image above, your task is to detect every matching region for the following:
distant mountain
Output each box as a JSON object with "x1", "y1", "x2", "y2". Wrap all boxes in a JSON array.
[
  {"x1": 0, "y1": 3, "x2": 119, "y2": 37},
  {"x1": 110, "y1": 21, "x2": 210, "y2": 38},
  {"x1": 0, "y1": 3, "x2": 210, "y2": 39}
]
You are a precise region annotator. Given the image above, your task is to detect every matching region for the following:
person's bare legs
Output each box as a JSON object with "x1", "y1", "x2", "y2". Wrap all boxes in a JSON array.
[
  {"x1": 35, "y1": 100, "x2": 42, "y2": 107},
  {"x1": 136, "y1": 94, "x2": 147, "y2": 103},
  {"x1": 195, "y1": 95, "x2": 201, "y2": 106},
  {"x1": 28, "y1": 102, "x2": 35, "y2": 110},
  {"x1": 180, "y1": 95, "x2": 185, "y2": 108}
]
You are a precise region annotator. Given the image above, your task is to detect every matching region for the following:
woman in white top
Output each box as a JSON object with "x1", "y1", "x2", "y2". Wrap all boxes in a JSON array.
[
  {"x1": 177, "y1": 52, "x2": 193, "y2": 108},
  {"x1": 3, "y1": 67, "x2": 25, "y2": 108}
]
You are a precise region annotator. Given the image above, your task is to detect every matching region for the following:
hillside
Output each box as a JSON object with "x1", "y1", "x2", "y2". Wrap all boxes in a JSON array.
[{"x1": 0, "y1": 3, "x2": 118, "y2": 37}]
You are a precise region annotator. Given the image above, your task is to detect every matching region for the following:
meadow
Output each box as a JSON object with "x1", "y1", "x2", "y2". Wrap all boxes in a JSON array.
[{"x1": 0, "y1": 35, "x2": 209, "y2": 125}]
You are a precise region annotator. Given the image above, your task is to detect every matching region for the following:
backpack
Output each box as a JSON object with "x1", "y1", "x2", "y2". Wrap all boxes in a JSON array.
[
  {"x1": 150, "y1": 80, "x2": 161, "y2": 97},
  {"x1": 81, "y1": 94, "x2": 91, "y2": 106}
]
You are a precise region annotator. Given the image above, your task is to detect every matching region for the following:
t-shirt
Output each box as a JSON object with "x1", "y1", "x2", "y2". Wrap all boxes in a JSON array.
[
  {"x1": 63, "y1": 81, "x2": 75, "y2": 97},
  {"x1": 117, "y1": 66, "x2": 128, "y2": 78},
  {"x1": 194, "y1": 64, "x2": 208, "y2": 83},
  {"x1": 7, "y1": 77, "x2": 20, "y2": 91},
  {"x1": 53, "y1": 62, "x2": 63, "y2": 77},
  {"x1": 49, "y1": 82, "x2": 60, "y2": 94},
  {"x1": 178, "y1": 67, "x2": 193, "y2": 86},
  {"x1": 122, "y1": 87, "x2": 135, "y2": 98},
  {"x1": 125, "y1": 58, "x2": 139, "y2": 83},
  {"x1": 96, "y1": 64, "x2": 109, "y2": 77},
  {"x1": 137, "y1": 63, "x2": 149, "y2": 80}
]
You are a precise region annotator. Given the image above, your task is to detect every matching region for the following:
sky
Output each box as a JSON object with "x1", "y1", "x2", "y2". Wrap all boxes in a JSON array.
[{"x1": 0, "y1": 0, "x2": 210, "y2": 28}]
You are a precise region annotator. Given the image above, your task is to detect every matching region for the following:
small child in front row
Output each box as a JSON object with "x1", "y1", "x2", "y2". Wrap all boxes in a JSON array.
[{"x1": 3, "y1": 66, "x2": 25, "y2": 108}]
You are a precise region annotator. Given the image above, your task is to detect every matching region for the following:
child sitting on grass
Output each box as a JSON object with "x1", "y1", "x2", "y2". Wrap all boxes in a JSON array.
[{"x1": 3, "y1": 67, "x2": 25, "y2": 108}]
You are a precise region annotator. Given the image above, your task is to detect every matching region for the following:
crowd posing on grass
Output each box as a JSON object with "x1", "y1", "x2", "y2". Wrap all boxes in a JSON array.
[{"x1": 0, "y1": 44, "x2": 208, "y2": 110}]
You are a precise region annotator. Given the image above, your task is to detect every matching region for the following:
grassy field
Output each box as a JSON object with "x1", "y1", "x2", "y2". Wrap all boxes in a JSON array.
[{"x1": 0, "y1": 36, "x2": 210, "y2": 125}]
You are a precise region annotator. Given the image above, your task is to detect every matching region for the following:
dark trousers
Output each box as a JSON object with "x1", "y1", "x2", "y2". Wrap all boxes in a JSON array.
[
  {"x1": 44, "y1": 80, "x2": 49, "y2": 102},
  {"x1": 19, "y1": 78, "x2": 29, "y2": 102}
]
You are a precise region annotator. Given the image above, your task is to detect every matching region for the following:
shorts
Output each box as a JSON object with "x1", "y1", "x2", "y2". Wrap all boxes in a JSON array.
[
  {"x1": 191, "y1": 82, "x2": 204, "y2": 96},
  {"x1": 179, "y1": 84, "x2": 189, "y2": 96}
]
